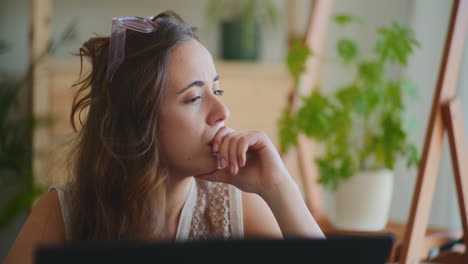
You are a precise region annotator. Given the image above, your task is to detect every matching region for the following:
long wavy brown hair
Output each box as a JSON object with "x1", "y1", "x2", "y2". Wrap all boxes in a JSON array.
[{"x1": 67, "y1": 11, "x2": 199, "y2": 241}]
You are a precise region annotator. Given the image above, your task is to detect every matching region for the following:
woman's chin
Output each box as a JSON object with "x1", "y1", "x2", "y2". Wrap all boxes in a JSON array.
[{"x1": 193, "y1": 158, "x2": 219, "y2": 176}]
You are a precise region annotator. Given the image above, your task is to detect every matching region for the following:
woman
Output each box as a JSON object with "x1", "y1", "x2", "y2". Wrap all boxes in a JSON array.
[{"x1": 4, "y1": 10, "x2": 324, "y2": 264}]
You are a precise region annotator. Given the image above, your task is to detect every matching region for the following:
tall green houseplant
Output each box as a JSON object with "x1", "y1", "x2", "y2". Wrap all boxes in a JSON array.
[{"x1": 279, "y1": 14, "x2": 421, "y2": 191}]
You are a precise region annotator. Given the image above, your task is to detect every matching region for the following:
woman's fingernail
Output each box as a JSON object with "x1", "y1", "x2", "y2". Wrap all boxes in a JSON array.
[
  {"x1": 214, "y1": 153, "x2": 221, "y2": 169},
  {"x1": 230, "y1": 164, "x2": 235, "y2": 175},
  {"x1": 220, "y1": 158, "x2": 226, "y2": 169},
  {"x1": 213, "y1": 143, "x2": 218, "y2": 152}
]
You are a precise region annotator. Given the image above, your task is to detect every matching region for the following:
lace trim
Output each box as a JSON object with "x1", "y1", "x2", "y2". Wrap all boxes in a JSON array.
[
  {"x1": 49, "y1": 178, "x2": 243, "y2": 242},
  {"x1": 187, "y1": 179, "x2": 242, "y2": 240}
]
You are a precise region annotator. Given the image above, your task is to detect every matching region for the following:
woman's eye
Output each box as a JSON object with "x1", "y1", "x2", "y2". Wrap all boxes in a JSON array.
[
  {"x1": 185, "y1": 96, "x2": 201, "y2": 104},
  {"x1": 184, "y1": 90, "x2": 223, "y2": 104}
]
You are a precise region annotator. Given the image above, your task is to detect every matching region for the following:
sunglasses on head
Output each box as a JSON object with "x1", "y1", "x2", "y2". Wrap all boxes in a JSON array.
[{"x1": 107, "y1": 16, "x2": 159, "y2": 84}]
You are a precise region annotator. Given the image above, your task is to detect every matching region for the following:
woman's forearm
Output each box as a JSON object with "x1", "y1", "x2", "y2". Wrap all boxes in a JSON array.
[{"x1": 259, "y1": 175, "x2": 326, "y2": 239}]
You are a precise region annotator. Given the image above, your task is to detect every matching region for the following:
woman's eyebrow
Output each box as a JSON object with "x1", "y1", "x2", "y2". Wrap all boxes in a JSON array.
[{"x1": 177, "y1": 75, "x2": 220, "y2": 94}]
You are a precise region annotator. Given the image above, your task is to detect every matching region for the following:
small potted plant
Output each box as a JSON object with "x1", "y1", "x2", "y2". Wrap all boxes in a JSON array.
[
  {"x1": 205, "y1": 0, "x2": 280, "y2": 61},
  {"x1": 278, "y1": 14, "x2": 421, "y2": 231}
]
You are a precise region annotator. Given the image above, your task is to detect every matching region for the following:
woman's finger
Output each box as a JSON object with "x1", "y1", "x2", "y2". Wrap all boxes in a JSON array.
[
  {"x1": 237, "y1": 134, "x2": 249, "y2": 167},
  {"x1": 218, "y1": 131, "x2": 234, "y2": 170},
  {"x1": 211, "y1": 126, "x2": 230, "y2": 153},
  {"x1": 229, "y1": 135, "x2": 239, "y2": 175}
]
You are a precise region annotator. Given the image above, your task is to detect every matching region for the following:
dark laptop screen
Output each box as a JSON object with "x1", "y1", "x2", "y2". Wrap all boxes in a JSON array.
[{"x1": 36, "y1": 234, "x2": 394, "y2": 264}]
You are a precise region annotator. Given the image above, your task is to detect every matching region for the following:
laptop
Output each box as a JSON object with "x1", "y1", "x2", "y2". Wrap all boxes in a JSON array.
[{"x1": 36, "y1": 234, "x2": 395, "y2": 264}]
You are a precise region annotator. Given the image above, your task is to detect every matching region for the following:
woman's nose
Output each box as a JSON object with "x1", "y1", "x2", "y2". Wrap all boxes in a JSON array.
[{"x1": 207, "y1": 95, "x2": 230, "y2": 125}]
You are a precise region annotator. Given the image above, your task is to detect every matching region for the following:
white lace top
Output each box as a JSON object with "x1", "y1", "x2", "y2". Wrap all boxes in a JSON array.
[{"x1": 48, "y1": 178, "x2": 244, "y2": 241}]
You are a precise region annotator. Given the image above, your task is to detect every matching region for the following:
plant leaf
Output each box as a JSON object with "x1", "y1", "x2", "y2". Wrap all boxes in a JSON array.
[
  {"x1": 334, "y1": 13, "x2": 364, "y2": 26},
  {"x1": 278, "y1": 108, "x2": 298, "y2": 153},
  {"x1": 337, "y1": 38, "x2": 359, "y2": 63},
  {"x1": 375, "y1": 23, "x2": 420, "y2": 65},
  {"x1": 286, "y1": 40, "x2": 313, "y2": 84},
  {"x1": 296, "y1": 90, "x2": 332, "y2": 140},
  {"x1": 358, "y1": 60, "x2": 384, "y2": 86},
  {"x1": 405, "y1": 144, "x2": 420, "y2": 168}
]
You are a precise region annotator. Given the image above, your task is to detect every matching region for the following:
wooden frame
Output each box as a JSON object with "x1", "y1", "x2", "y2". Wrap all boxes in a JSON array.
[
  {"x1": 283, "y1": 0, "x2": 334, "y2": 226},
  {"x1": 29, "y1": 0, "x2": 52, "y2": 185},
  {"x1": 399, "y1": 0, "x2": 468, "y2": 263}
]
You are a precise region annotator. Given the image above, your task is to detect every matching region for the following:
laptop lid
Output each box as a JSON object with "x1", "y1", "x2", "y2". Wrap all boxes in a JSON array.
[{"x1": 36, "y1": 234, "x2": 394, "y2": 264}]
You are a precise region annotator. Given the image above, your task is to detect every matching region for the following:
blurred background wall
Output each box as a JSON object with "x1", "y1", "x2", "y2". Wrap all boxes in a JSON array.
[{"x1": 1, "y1": 0, "x2": 466, "y2": 259}]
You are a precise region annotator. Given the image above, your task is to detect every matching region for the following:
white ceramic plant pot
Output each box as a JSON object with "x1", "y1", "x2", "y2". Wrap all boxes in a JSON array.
[{"x1": 332, "y1": 169, "x2": 393, "y2": 231}]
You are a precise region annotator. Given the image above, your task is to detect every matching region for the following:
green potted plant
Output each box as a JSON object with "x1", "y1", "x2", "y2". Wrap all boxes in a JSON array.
[
  {"x1": 205, "y1": 0, "x2": 280, "y2": 61},
  {"x1": 0, "y1": 21, "x2": 77, "y2": 230},
  {"x1": 278, "y1": 14, "x2": 421, "y2": 231}
]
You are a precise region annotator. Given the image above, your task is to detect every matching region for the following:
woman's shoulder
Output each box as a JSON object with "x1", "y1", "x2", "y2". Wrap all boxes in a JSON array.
[
  {"x1": 3, "y1": 189, "x2": 66, "y2": 264},
  {"x1": 30, "y1": 189, "x2": 67, "y2": 240},
  {"x1": 26, "y1": 189, "x2": 67, "y2": 238},
  {"x1": 48, "y1": 182, "x2": 76, "y2": 238},
  {"x1": 241, "y1": 191, "x2": 282, "y2": 239}
]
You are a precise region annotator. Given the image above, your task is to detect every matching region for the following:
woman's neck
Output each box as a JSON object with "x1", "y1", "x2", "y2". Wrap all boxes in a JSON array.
[{"x1": 165, "y1": 175, "x2": 193, "y2": 228}]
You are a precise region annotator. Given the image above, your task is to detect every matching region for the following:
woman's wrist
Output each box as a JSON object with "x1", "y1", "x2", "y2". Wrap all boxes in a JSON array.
[
  {"x1": 258, "y1": 174, "x2": 299, "y2": 207},
  {"x1": 257, "y1": 170, "x2": 296, "y2": 202},
  {"x1": 258, "y1": 173, "x2": 325, "y2": 238}
]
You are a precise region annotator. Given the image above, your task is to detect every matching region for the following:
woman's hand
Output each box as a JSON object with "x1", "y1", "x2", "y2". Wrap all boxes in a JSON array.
[
  {"x1": 194, "y1": 126, "x2": 325, "y2": 238},
  {"x1": 194, "y1": 126, "x2": 292, "y2": 196}
]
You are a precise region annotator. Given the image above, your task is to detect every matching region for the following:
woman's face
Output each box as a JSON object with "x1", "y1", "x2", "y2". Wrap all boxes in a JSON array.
[{"x1": 159, "y1": 38, "x2": 229, "y2": 178}]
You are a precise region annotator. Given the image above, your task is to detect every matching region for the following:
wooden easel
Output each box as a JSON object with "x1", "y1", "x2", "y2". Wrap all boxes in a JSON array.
[
  {"x1": 286, "y1": 0, "x2": 468, "y2": 263},
  {"x1": 283, "y1": 0, "x2": 334, "y2": 226},
  {"x1": 399, "y1": 0, "x2": 468, "y2": 263}
]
